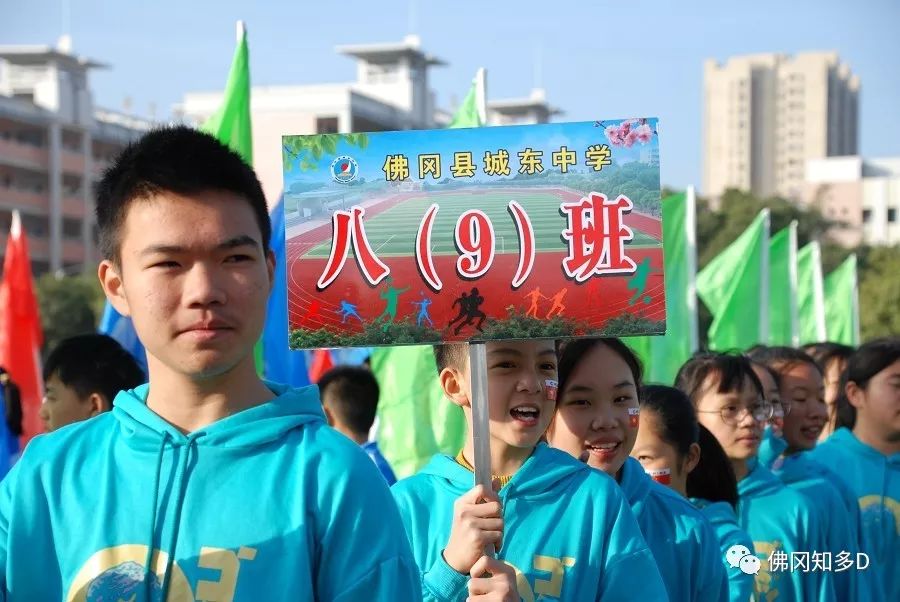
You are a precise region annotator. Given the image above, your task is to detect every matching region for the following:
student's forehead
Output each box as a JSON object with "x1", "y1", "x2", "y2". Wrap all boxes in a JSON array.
[
  {"x1": 122, "y1": 191, "x2": 259, "y2": 232},
  {"x1": 486, "y1": 341, "x2": 556, "y2": 355}
]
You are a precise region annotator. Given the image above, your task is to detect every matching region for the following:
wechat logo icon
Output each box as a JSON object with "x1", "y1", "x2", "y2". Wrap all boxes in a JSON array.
[{"x1": 726, "y1": 544, "x2": 760, "y2": 575}]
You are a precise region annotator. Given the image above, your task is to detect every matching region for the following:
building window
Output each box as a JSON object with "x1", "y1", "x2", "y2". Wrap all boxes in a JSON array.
[
  {"x1": 63, "y1": 217, "x2": 83, "y2": 239},
  {"x1": 316, "y1": 117, "x2": 339, "y2": 134},
  {"x1": 862, "y1": 209, "x2": 872, "y2": 223},
  {"x1": 889, "y1": 208, "x2": 898, "y2": 223}
]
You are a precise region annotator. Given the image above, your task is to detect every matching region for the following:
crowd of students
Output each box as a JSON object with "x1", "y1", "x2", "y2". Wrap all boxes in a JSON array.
[{"x1": 0, "y1": 126, "x2": 896, "y2": 601}]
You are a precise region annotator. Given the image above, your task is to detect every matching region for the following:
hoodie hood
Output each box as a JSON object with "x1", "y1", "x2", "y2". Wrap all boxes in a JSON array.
[
  {"x1": 112, "y1": 381, "x2": 325, "y2": 451},
  {"x1": 758, "y1": 426, "x2": 788, "y2": 469},
  {"x1": 737, "y1": 458, "x2": 783, "y2": 498},
  {"x1": 617, "y1": 457, "x2": 653, "y2": 514},
  {"x1": 827, "y1": 427, "x2": 900, "y2": 464},
  {"x1": 110, "y1": 381, "x2": 325, "y2": 600},
  {"x1": 690, "y1": 499, "x2": 738, "y2": 527},
  {"x1": 418, "y1": 442, "x2": 587, "y2": 501}
]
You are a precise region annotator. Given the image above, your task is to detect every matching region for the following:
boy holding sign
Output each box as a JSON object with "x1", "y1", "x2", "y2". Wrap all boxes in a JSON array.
[{"x1": 391, "y1": 340, "x2": 666, "y2": 601}]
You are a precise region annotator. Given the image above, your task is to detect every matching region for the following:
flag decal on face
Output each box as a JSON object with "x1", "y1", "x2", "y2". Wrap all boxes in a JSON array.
[
  {"x1": 646, "y1": 467, "x2": 671, "y2": 485},
  {"x1": 544, "y1": 379, "x2": 558, "y2": 402},
  {"x1": 628, "y1": 407, "x2": 640, "y2": 428}
]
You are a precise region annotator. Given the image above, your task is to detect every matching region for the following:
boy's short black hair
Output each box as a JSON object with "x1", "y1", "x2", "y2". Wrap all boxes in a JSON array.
[
  {"x1": 675, "y1": 352, "x2": 764, "y2": 403},
  {"x1": 96, "y1": 125, "x2": 270, "y2": 262},
  {"x1": 43, "y1": 334, "x2": 145, "y2": 403},
  {"x1": 433, "y1": 343, "x2": 469, "y2": 374},
  {"x1": 318, "y1": 366, "x2": 380, "y2": 437}
]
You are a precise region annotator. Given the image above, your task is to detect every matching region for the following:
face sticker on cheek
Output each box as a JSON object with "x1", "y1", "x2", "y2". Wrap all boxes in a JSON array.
[
  {"x1": 628, "y1": 407, "x2": 640, "y2": 428},
  {"x1": 545, "y1": 379, "x2": 558, "y2": 402},
  {"x1": 646, "y1": 467, "x2": 671, "y2": 485}
]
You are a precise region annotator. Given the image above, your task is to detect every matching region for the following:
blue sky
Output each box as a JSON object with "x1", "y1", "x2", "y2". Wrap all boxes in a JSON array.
[{"x1": 2, "y1": 0, "x2": 897, "y2": 193}]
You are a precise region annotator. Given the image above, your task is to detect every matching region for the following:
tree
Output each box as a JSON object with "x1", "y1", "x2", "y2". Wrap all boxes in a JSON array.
[
  {"x1": 35, "y1": 273, "x2": 105, "y2": 358},
  {"x1": 689, "y1": 187, "x2": 900, "y2": 345},
  {"x1": 858, "y1": 245, "x2": 900, "y2": 340}
]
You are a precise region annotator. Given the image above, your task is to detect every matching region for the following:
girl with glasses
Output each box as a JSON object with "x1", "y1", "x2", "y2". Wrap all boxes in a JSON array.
[
  {"x1": 633, "y1": 384, "x2": 755, "y2": 602},
  {"x1": 676, "y1": 352, "x2": 835, "y2": 602}
]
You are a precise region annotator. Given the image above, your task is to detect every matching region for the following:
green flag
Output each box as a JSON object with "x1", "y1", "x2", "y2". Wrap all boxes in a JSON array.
[
  {"x1": 797, "y1": 241, "x2": 827, "y2": 345},
  {"x1": 824, "y1": 254, "x2": 859, "y2": 346},
  {"x1": 201, "y1": 22, "x2": 262, "y2": 372},
  {"x1": 768, "y1": 221, "x2": 799, "y2": 346},
  {"x1": 697, "y1": 208, "x2": 770, "y2": 351},
  {"x1": 448, "y1": 68, "x2": 486, "y2": 128},
  {"x1": 202, "y1": 21, "x2": 253, "y2": 165},
  {"x1": 626, "y1": 188, "x2": 698, "y2": 384},
  {"x1": 371, "y1": 345, "x2": 465, "y2": 479}
]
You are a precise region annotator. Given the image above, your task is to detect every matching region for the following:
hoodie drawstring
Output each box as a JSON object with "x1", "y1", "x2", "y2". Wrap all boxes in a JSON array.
[
  {"x1": 160, "y1": 435, "x2": 197, "y2": 601},
  {"x1": 145, "y1": 431, "x2": 171, "y2": 601}
]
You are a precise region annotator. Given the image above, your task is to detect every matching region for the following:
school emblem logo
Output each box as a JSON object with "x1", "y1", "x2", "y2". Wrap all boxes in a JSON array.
[{"x1": 331, "y1": 155, "x2": 359, "y2": 184}]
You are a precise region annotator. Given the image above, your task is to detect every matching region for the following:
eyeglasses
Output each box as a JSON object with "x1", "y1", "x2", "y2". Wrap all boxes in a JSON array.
[
  {"x1": 772, "y1": 398, "x2": 792, "y2": 417},
  {"x1": 697, "y1": 401, "x2": 774, "y2": 426}
]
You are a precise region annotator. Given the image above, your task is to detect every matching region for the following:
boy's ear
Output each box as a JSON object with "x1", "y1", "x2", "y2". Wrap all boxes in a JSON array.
[
  {"x1": 87, "y1": 393, "x2": 110, "y2": 417},
  {"x1": 439, "y1": 366, "x2": 470, "y2": 408},
  {"x1": 321, "y1": 404, "x2": 336, "y2": 427},
  {"x1": 98, "y1": 259, "x2": 131, "y2": 317}
]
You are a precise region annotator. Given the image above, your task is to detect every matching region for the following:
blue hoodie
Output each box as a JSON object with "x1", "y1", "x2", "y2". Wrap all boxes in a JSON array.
[
  {"x1": 618, "y1": 458, "x2": 728, "y2": 602},
  {"x1": 760, "y1": 429, "x2": 879, "y2": 600},
  {"x1": 391, "y1": 443, "x2": 668, "y2": 602},
  {"x1": 775, "y1": 452, "x2": 879, "y2": 601},
  {"x1": 738, "y1": 459, "x2": 835, "y2": 602},
  {"x1": 690, "y1": 499, "x2": 755, "y2": 602},
  {"x1": 757, "y1": 426, "x2": 788, "y2": 469},
  {"x1": 0, "y1": 382, "x2": 420, "y2": 601},
  {"x1": 808, "y1": 427, "x2": 899, "y2": 602}
]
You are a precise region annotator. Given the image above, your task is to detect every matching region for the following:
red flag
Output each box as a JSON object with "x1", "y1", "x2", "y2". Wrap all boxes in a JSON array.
[
  {"x1": 0, "y1": 211, "x2": 44, "y2": 445},
  {"x1": 308, "y1": 349, "x2": 334, "y2": 384}
]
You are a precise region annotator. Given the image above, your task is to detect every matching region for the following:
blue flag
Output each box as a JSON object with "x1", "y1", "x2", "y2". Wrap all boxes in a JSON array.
[
  {"x1": 98, "y1": 303, "x2": 147, "y2": 376},
  {"x1": 0, "y1": 386, "x2": 18, "y2": 480},
  {"x1": 263, "y1": 198, "x2": 309, "y2": 387}
]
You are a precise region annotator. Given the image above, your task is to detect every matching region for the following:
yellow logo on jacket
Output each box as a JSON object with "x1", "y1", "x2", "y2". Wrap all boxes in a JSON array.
[{"x1": 66, "y1": 544, "x2": 257, "y2": 602}]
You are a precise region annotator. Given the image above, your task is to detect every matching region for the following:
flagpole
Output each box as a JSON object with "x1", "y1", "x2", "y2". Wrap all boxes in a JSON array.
[
  {"x1": 759, "y1": 209, "x2": 771, "y2": 345},
  {"x1": 811, "y1": 241, "x2": 827, "y2": 341},
  {"x1": 475, "y1": 67, "x2": 488, "y2": 126},
  {"x1": 788, "y1": 220, "x2": 800, "y2": 347},
  {"x1": 685, "y1": 186, "x2": 699, "y2": 352},
  {"x1": 851, "y1": 254, "x2": 860, "y2": 346},
  {"x1": 469, "y1": 341, "x2": 494, "y2": 557}
]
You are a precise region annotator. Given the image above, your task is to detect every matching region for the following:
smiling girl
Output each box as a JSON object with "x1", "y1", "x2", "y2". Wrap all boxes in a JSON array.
[{"x1": 546, "y1": 338, "x2": 727, "y2": 602}]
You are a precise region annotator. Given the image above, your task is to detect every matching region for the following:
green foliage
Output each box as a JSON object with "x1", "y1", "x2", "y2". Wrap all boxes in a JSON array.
[
  {"x1": 36, "y1": 273, "x2": 105, "y2": 357},
  {"x1": 290, "y1": 319, "x2": 442, "y2": 349},
  {"x1": 564, "y1": 162, "x2": 661, "y2": 215},
  {"x1": 283, "y1": 133, "x2": 370, "y2": 173},
  {"x1": 594, "y1": 313, "x2": 666, "y2": 337},
  {"x1": 858, "y1": 245, "x2": 900, "y2": 341},
  {"x1": 480, "y1": 307, "x2": 581, "y2": 340},
  {"x1": 697, "y1": 188, "x2": 835, "y2": 268},
  {"x1": 693, "y1": 187, "x2": 899, "y2": 343}
]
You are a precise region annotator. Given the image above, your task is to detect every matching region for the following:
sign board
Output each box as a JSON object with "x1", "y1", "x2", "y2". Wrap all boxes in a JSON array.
[{"x1": 282, "y1": 119, "x2": 664, "y2": 349}]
